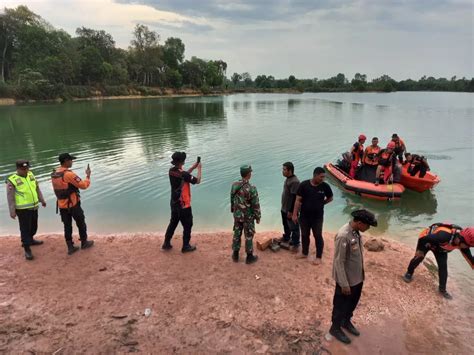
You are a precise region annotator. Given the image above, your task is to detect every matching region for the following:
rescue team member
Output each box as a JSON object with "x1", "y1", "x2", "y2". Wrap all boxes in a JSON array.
[
  {"x1": 404, "y1": 153, "x2": 430, "y2": 178},
  {"x1": 349, "y1": 134, "x2": 366, "y2": 178},
  {"x1": 230, "y1": 165, "x2": 261, "y2": 264},
  {"x1": 52, "y1": 153, "x2": 94, "y2": 255},
  {"x1": 402, "y1": 224, "x2": 473, "y2": 299},
  {"x1": 359, "y1": 137, "x2": 380, "y2": 182},
  {"x1": 163, "y1": 152, "x2": 201, "y2": 253},
  {"x1": 6, "y1": 160, "x2": 46, "y2": 260},
  {"x1": 330, "y1": 209, "x2": 378, "y2": 344},
  {"x1": 390, "y1": 133, "x2": 406, "y2": 164},
  {"x1": 279, "y1": 162, "x2": 300, "y2": 251},
  {"x1": 374, "y1": 141, "x2": 397, "y2": 185},
  {"x1": 292, "y1": 167, "x2": 333, "y2": 265}
]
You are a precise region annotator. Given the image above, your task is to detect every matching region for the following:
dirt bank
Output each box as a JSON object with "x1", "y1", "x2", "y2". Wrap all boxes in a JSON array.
[{"x1": 0, "y1": 232, "x2": 470, "y2": 354}]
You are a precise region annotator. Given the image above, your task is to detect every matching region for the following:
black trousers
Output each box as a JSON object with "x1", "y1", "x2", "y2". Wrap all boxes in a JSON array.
[
  {"x1": 281, "y1": 210, "x2": 300, "y2": 246},
  {"x1": 60, "y1": 202, "x2": 88, "y2": 243},
  {"x1": 331, "y1": 282, "x2": 363, "y2": 330},
  {"x1": 16, "y1": 209, "x2": 38, "y2": 247},
  {"x1": 409, "y1": 164, "x2": 428, "y2": 178},
  {"x1": 164, "y1": 207, "x2": 193, "y2": 247},
  {"x1": 299, "y1": 216, "x2": 324, "y2": 258},
  {"x1": 407, "y1": 250, "x2": 448, "y2": 291}
]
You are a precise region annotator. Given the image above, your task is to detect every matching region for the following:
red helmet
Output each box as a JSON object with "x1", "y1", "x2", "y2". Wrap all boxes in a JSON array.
[
  {"x1": 358, "y1": 134, "x2": 367, "y2": 141},
  {"x1": 387, "y1": 141, "x2": 396, "y2": 149},
  {"x1": 460, "y1": 227, "x2": 474, "y2": 246}
]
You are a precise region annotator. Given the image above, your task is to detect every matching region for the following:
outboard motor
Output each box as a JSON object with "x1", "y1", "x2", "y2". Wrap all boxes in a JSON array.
[{"x1": 336, "y1": 152, "x2": 351, "y2": 174}]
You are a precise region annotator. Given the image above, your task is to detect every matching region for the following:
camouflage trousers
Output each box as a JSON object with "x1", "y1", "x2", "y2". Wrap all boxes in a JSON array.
[{"x1": 232, "y1": 220, "x2": 255, "y2": 253}]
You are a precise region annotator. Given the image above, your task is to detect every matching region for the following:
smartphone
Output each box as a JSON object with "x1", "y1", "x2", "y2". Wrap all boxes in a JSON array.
[{"x1": 197, "y1": 156, "x2": 201, "y2": 163}]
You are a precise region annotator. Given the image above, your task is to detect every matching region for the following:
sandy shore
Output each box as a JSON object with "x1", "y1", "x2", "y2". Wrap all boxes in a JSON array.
[{"x1": 0, "y1": 231, "x2": 470, "y2": 354}]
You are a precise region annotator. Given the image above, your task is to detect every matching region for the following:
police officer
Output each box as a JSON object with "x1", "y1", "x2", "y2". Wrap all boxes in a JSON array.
[
  {"x1": 330, "y1": 209, "x2": 377, "y2": 344},
  {"x1": 230, "y1": 165, "x2": 261, "y2": 264},
  {"x1": 6, "y1": 160, "x2": 47, "y2": 260},
  {"x1": 52, "y1": 153, "x2": 93, "y2": 254}
]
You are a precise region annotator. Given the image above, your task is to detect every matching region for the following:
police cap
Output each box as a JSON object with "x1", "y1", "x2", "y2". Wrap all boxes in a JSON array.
[
  {"x1": 58, "y1": 153, "x2": 76, "y2": 163},
  {"x1": 351, "y1": 209, "x2": 378, "y2": 227},
  {"x1": 16, "y1": 160, "x2": 30, "y2": 168}
]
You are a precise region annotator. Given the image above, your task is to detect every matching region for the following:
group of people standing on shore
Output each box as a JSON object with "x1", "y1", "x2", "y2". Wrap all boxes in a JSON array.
[
  {"x1": 347, "y1": 133, "x2": 430, "y2": 184},
  {"x1": 4, "y1": 150, "x2": 473, "y2": 346}
]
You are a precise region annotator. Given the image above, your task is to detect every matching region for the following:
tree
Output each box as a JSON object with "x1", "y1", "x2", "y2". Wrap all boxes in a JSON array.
[
  {"x1": 351, "y1": 73, "x2": 367, "y2": 91},
  {"x1": 241, "y1": 72, "x2": 252, "y2": 87},
  {"x1": 163, "y1": 37, "x2": 184, "y2": 70},
  {"x1": 75, "y1": 27, "x2": 116, "y2": 63},
  {"x1": 79, "y1": 46, "x2": 104, "y2": 84},
  {"x1": 288, "y1": 75, "x2": 296, "y2": 87},
  {"x1": 231, "y1": 72, "x2": 241, "y2": 86}
]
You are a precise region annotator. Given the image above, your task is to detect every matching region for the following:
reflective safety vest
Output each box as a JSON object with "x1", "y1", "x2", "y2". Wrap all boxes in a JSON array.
[
  {"x1": 419, "y1": 223, "x2": 463, "y2": 252},
  {"x1": 7, "y1": 172, "x2": 39, "y2": 210},
  {"x1": 363, "y1": 146, "x2": 381, "y2": 165}
]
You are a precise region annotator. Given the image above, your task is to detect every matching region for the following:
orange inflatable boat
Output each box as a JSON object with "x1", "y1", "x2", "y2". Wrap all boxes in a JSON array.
[
  {"x1": 325, "y1": 163, "x2": 405, "y2": 201},
  {"x1": 400, "y1": 164, "x2": 440, "y2": 192}
]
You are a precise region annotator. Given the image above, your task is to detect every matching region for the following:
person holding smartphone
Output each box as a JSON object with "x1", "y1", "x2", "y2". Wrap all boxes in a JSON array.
[
  {"x1": 51, "y1": 153, "x2": 94, "y2": 255},
  {"x1": 163, "y1": 152, "x2": 202, "y2": 253}
]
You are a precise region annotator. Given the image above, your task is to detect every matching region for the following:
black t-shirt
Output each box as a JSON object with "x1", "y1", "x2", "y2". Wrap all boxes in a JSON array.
[
  {"x1": 169, "y1": 167, "x2": 197, "y2": 208},
  {"x1": 296, "y1": 180, "x2": 333, "y2": 219}
]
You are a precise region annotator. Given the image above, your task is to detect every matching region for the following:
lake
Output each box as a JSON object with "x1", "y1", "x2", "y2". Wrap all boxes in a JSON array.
[{"x1": 0, "y1": 92, "x2": 473, "y2": 283}]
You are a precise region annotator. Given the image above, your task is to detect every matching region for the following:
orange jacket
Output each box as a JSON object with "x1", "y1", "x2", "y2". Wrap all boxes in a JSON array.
[
  {"x1": 53, "y1": 167, "x2": 90, "y2": 209},
  {"x1": 363, "y1": 145, "x2": 381, "y2": 166}
]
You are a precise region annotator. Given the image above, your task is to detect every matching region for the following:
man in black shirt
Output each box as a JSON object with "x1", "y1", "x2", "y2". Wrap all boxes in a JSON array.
[
  {"x1": 292, "y1": 167, "x2": 333, "y2": 264},
  {"x1": 280, "y1": 162, "x2": 300, "y2": 251},
  {"x1": 163, "y1": 151, "x2": 202, "y2": 253}
]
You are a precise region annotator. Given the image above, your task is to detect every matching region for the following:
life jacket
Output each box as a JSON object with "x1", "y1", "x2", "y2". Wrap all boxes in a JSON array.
[
  {"x1": 352, "y1": 142, "x2": 364, "y2": 162},
  {"x1": 363, "y1": 146, "x2": 381, "y2": 165},
  {"x1": 418, "y1": 223, "x2": 463, "y2": 252},
  {"x1": 7, "y1": 172, "x2": 39, "y2": 210},
  {"x1": 378, "y1": 149, "x2": 394, "y2": 167},
  {"x1": 51, "y1": 169, "x2": 79, "y2": 209},
  {"x1": 392, "y1": 138, "x2": 405, "y2": 153}
]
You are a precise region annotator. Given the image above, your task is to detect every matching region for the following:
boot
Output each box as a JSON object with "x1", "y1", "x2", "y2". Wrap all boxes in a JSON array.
[
  {"x1": 245, "y1": 253, "x2": 258, "y2": 264},
  {"x1": 31, "y1": 239, "x2": 44, "y2": 246},
  {"x1": 232, "y1": 250, "x2": 239, "y2": 262},
  {"x1": 81, "y1": 240, "x2": 94, "y2": 250},
  {"x1": 342, "y1": 320, "x2": 360, "y2": 336},
  {"x1": 439, "y1": 289, "x2": 453, "y2": 300},
  {"x1": 24, "y1": 246, "x2": 34, "y2": 261},
  {"x1": 402, "y1": 272, "x2": 413, "y2": 283},
  {"x1": 329, "y1": 327, "x2": 351, "y2": 344},
  {"x1": 67, "y1": 241, "x2": 79, "y2": 255},
  {"x1": 182, "y1": 245, "x2": 197, "y2": 253}
]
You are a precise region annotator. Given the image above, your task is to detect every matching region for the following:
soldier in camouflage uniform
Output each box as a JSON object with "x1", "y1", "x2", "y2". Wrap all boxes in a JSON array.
[{"x1": 230, "y1": 165, "x2": 261, "y2": 264}]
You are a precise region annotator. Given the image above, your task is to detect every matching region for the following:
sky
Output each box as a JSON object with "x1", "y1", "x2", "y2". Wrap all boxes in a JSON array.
[{"x1": 3, "y1": 0, "x2": 473, "y2": 80}]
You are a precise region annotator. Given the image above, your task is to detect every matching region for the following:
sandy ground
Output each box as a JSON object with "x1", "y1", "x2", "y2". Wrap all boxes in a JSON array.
[{"x1": 0, "y1": 231, "x2": 471, "y2": 354}]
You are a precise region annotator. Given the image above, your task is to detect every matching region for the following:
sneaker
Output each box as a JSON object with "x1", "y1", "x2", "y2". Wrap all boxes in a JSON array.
[
  {"x1": 246, "y1": 254, "x2": 258, "y2": 264},
  {"x1": 81, "y1": 240, "x2": 94, "y2": 250},
  {"x1": 31, "y1": 239, "x2": 44, "y2": 246},
  {"x1": 162, "y1": 243, "x2": 173, "y2": 250},
  {"x1": 342, "y1": 320, "x2": 360, "y2": 336},
  {"x1": 68, "y1": 245, "x2": 80, "y2": 255},
  {"x1": 24, "y1": 248, "x2": 34, "y2": 261},
  {"x1": 232, "y1": 250, "x2": 239, "y2": 262},
  {"x1": 402, "y1": 273, "x2": 413, "y2": 283},
  {"x1": 439, "y1": 290, "x2": 453, "y2": 300},
  {"x1": 182, "y1": 245, "x2": 197, "y2": 253},
  {"x1": 329, "y1": 328, "x2": 351, "y2": 344}
]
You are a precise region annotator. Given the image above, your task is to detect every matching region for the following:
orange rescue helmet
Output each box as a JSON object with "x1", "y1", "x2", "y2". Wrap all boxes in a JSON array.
[
  {"x1": 358, "y1": 134, "x2": 367, "y2": 141},
  {"x1": 460, "y1": 227, "x2": 474, "y2": 246},
  {"x1": 387, "y1": 141, "x2": 396, "y2": 149}
]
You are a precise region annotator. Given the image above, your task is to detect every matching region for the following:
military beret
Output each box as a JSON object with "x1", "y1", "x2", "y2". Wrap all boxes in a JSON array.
[
  {"x1": 240, "y1": 165, "x2": 252, "y2": 175},
  {"x1": 351, "y1": 209, "x2": 377, "y2": 227}
]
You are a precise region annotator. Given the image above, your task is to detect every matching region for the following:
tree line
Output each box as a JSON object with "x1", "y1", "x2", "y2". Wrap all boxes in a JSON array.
[{"x1": 1, "y1": 5, "x2": 472, "y2": 101}]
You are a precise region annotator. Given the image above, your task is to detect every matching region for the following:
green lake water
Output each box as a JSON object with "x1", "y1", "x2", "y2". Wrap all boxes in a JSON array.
[{"x1": 0, "y1": 92, "x2": 473, "y2": 285}]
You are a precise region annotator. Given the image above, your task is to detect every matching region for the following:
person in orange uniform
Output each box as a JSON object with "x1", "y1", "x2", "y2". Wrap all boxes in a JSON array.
[
  {"x1": 51, "y1": 153, "x2": 94, "y2": 255},
  {"x1": 349, "y1": 134, "x2": 366, "y2": 179},
  {"x1": 390, "y1": 133, "x2": 406, "y2": 164},
  {"x1": 375, "y1": 142, "x2": 397, "y2": 185},
  {"x1": 360, "y1": 137, "x2": 380, "y2": 182},
  {"x1": 403, "y1": 224, "x2": 473, "y2": 299}
]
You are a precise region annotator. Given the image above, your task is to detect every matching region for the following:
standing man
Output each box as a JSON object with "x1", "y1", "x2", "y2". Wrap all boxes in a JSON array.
[
  {"x1": 390, "y1": 133, "x2": 407, "y2": 164},
  {"x1": 330, "y1": 209, "x2": 378, "y2": 344},
  {"x1": 292, "y1": 167, "x2": 333, "y2": 264},
  {"x1": 360, "y1": 137, "x2": 380, "y2": 182},
  {"x1": 402, "y1": 224, "x2": 473, "y2": 299},
  {"x1": 231, "y1": 165, "x2": 261, "y2": 264},
  {"x1": 349, "y1": 134, "x2": 366, "y2": 178},
  {"x1": 6, "y1": 160, "x2": 47, "y2": 260},
  {"x1": 52, "y1": 153, "x2": 94, "y2": 255},
  {"x1": 280, "y1": 162, "x2": 300, "y2": 251},
  {"x1": 163, "y1": 151, "x2": 201, "y2": 253}
]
